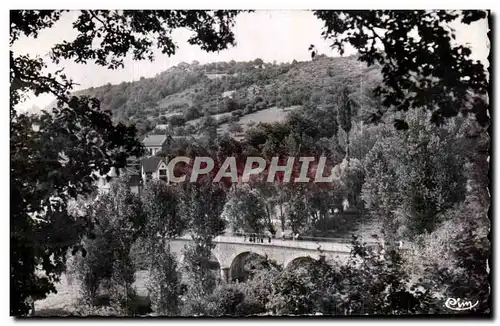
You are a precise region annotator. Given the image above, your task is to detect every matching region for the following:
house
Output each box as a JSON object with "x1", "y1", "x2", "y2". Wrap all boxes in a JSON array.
[
  {"x1": 141, "y1": 156, "x2": 168, "y2": 184},
  {"x1": 142, "y1": 134, "x2": 168, "y2": 156}
]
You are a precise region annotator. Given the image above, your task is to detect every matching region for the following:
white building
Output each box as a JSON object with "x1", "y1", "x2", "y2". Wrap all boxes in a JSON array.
[
  {"x1": 142, "y1": 134, "x2": 168, "y2": 156},
  {"x1": 141, "y1": 156, "x2": 168, "y2": 184}
]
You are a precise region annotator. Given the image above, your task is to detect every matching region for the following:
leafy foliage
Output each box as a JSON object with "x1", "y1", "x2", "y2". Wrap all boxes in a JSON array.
[
  {"x1": 179, "y1": 182, "x2": 227, "y2": 301},
  {"x1": 142, "y1": 180, "x2": 186, "y2": 241},
  {"x1": 362, "y1": 110, "x2": 468, "y2": 238},
  {"x1": 10, "y1": 9, "x2": 243, "y2": 315},
  {"x1": 314, "y1": 10, "x2": 489, "y2": 127},
  {"x1": 146, "y1": 245, "x2": 183, "y2": 316},
  {"x1": 222, "y1": 184, "x2": 268, "y2": 234},
  {"x1": 72, "y1": 180, "x2": 144, "y2": 312},
  {"x1": 140, "y1": 181, "x2": 185, "y2": 315}
]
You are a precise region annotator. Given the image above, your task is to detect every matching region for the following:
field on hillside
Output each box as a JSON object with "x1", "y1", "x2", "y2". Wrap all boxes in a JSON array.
[
  {"x1": 218, "y1": 105, "x2": 301, "y2": 137},
  {"x1": 185, "y1": 112, "x2": 233, "y2": 127}
]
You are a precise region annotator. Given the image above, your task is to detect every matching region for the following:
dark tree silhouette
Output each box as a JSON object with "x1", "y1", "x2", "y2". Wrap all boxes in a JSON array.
[{"x1": 308, "y1": 44, "x2": 316, "y2": 59}]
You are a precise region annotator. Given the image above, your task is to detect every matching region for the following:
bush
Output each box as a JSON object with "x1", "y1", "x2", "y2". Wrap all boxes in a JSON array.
[
  {"x1": 243, "y1": 105, "x2": 254, "y2": 115},
  {"x1": 158, "y1": 115, "x2": 168, "y2": 124},
  {"x1": 216, "y1": 115, "x2": 231, "y2": 125},
  {"x1": 206, "y1": 284, "x2": 246, "y2": 316},
  {"x1": 168, "y1": 115, "x2": 187, "y2": 127},
  {"x1": 231, "y1": 109, "x2": 243, "y2": 117},
  {"x1": 255, "y1": 102, "x2": 267, "y2": 111},
  {"x1": 228, "y1": 122, "x2": 243, "y2": 133},
  {"x1": 185, "y1": 106, "x2": 202, "y2": 121},
  {"x1": 266, "y1": 270, "x2": 316, "y2": 315}
]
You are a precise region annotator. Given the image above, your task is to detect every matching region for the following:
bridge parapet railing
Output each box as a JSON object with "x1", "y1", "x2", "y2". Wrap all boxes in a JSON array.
[
  {"x1": 174, "y1": 233, "x2": 414, "y2": 253},
  {"x1": 225, "y1": 231, "x2": 383, "y2": 245},
  {"x1": 212, "y1": 234, "x2": 369, "y2": 254}
]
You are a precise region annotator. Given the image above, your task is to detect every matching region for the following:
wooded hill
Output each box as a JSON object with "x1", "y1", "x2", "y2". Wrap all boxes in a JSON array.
[{"x1": 76, "y1": 55, "x2": 383, "y2": 138}]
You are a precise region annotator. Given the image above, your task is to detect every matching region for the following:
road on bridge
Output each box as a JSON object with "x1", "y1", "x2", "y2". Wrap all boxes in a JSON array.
[{"x1": 175, "y1": 234, "x2": 390, "y2": 254}]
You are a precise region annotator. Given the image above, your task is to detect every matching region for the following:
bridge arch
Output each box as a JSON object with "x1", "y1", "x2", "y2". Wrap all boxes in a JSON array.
[
  {"x1": 228, "y1": 250, "x2": 267, "y2": 283},
  {"x1": 283, "y1": 253, "x2": 321, "y2": 269}
]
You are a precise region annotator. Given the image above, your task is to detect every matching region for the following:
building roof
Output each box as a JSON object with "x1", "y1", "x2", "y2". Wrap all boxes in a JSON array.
[
  {"x1": 141, "y1": 156, "x2": 166, "y2": 173},
  {"x1": 168, "y1": 134, "x2": 203, "y2": 141},
  {"x1": 143, "y1": 134, "x2": 168, "y2": 147}
]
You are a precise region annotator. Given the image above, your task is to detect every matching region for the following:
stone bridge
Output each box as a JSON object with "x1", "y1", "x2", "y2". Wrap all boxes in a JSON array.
[{"x1": 170, "y1": 235, "x2": 362, "y2": 283}]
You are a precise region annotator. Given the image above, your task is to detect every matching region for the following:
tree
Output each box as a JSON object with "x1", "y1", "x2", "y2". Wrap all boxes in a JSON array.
[
  {"x1": 203, "y1": 284, "x2": 247, "y2": 316},
  {"x1": 72, "y1": 179, "x2": 144, "y2": 313},
  {"x1": 285, "y1": 189, "x2": 309, "y2": 234},
  {"x1": 362, "y1": 110, "x2": 468, "y2": 239},
  {"x1": 224, "y1": 98, "x2": 240, "y2": 112},
  {"x1": 179, "y1": 182, "x2": 227, "y2": 301},
  {"x1": 222, "y1": 185, "x2": 267, "y2": 234},
  {"x1": 243, "y1": 104, "x2": 254, "y2": 115},
  {"x1": 10, "y1": 102, "x2": 144, "y2": 315},
  {"x1": 158, "y1": 115, "x2": 168, "y2": 124},
  {"x1": 339, "y1": 157, "x2": 364, "y2": 207},
  {"x1": 231, "y1": 109, "x2": 243, "y2": 118},
  {"x1": 238, "y1": 257, "x2": 283, "y2": 314},
  {"x1": 313, "y1": 10, "x2": 489, "y2": 127},
  {"x1": 337, "y1": 87, "x2": 353, "y2": 159},
  {"x1": 168, "y1": 115, "x2": 187, "y2": 127},
  {"x1": 142, "y1": 180, "x2": 186, "y2": 242},
  {"x1": 199, "y1": 115, "x2": 218, "y2": 140},
  {"x1": 266, "y1": 269, "x2": 316, "y2": 315},
  {"x1": 407, "y1": 145, "x2": 490, "y2": 314},
  {"x1": 330, "y1": 236, "x2": 437, "y2": 315},
  {"x1": 141, "y1": 181, "x2": 185, "y2": 315},
  {"x1": 253, "y1": 58, "x2": 264, "y2": 68},
  {"x1": 185, "y1": 105, "x2": 202, "y2": 121},
  {"x1": 146, "y1": 245, "x2": 183, "y2": 316},
  {"x1": 409, "y1": 200, "x2": 490, "y2": 314},
  {"x1": 10, "y1": 9, "x2": 244, "y2": 315},
  {"x1": 348, "y1": 121, "x2": 383, "y2": 160}
]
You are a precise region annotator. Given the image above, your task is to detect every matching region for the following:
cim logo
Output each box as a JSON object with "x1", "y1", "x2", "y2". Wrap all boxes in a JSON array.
[{"x1": 445, "y1": 298, "x2": 479, "y2": 311}]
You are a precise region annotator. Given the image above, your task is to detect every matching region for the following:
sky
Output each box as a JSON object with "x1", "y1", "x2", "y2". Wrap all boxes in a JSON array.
[{"x1": 11, "y1": 10, "x2": 490, "y2": 112}]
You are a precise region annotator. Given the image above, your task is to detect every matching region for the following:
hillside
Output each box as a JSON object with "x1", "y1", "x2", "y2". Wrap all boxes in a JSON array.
[{"x1": 77, "y1": 55, "x2": 383, "y2": 138}]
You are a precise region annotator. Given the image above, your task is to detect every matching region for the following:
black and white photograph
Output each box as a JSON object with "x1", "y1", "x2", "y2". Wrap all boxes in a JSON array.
[{"x1": 9, "y1": 8, "x2": 491, "y2": 318}]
